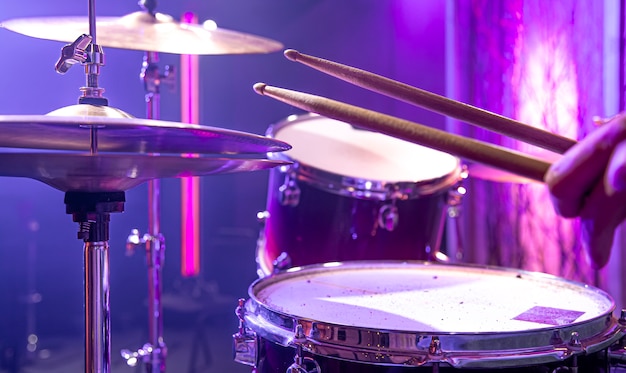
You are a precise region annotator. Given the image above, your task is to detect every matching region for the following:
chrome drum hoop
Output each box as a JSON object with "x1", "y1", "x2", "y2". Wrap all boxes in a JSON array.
[
  {"x1": 244, "y1": 261, "x2": 626, "y2": 369},
  {"x1": 266, "y1": 113, "x2": 463, "y2": 201}
]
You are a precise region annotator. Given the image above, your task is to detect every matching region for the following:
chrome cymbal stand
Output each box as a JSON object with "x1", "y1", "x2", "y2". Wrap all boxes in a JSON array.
[
  {"x1": 54, "y1": 1, "x2": 118, "y2": 372},
  {"x1": 66, "y1": 192, "x2": 125, "y2": 373},
  {"x1": 121, "y1": 2, "x2": 173, "y2": 373}
]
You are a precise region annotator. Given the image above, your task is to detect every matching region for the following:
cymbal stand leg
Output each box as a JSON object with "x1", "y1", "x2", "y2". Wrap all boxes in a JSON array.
[{"x1": 65, "y1": 191, "x2": 125, "y2": 373}]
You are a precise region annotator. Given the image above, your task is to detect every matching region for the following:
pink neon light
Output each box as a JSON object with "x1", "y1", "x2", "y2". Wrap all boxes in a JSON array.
[{"x1": 181, "y1": 12, "x2": 201, "y2": 277}]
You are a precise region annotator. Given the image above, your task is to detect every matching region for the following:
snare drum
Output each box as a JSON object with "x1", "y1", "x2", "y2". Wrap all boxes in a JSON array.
[
  {"x1": 234, "y1": 261, "x2": 624, "y2": 372},
  {"x1": 257, "y1": 114, "x2": 463, "y2": 276}
]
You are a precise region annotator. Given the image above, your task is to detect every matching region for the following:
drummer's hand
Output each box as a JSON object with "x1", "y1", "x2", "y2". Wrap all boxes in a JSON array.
[{"x1": 544, "y1": 114, "x2": 626, "y2": 269}]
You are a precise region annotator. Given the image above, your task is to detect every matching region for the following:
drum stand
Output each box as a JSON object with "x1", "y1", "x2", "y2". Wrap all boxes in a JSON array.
[{"x1": 121, "y1": 4, "x2": 173, "y2": 372}]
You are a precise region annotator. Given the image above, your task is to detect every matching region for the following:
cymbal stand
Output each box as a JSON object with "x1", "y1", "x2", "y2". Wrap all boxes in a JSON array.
[
  {"x1": 121, "y1": 3, "x2": 174, "y2": 372},
  {"x1": 54, "y1": 1, "x2": 118, "y2": 372},
  {"x1": 65, "y1": 191, "x2": 125, "y2": 373}
]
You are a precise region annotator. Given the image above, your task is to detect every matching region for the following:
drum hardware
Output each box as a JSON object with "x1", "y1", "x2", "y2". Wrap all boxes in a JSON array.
[
  {"x1": 286, "y1": 325, "x2": 321, "y2": 373},
  {"x1": 122, "y1": 228, "x2": 167, "y2": 371},
  {"x1": 66, "y1": 190, "x2": 125, "y2": 373},
  {"x1": 53, "y1": 8, "x2": 107, "y2": 108},
  {"x1": 377, "y1": 203, "x2": 399, "y2": 232},
  {"x1": 427, "y1": 337, "x2": 442, "y2": 373},
  {"x1": 272, "y1": 252, "x2": 293, "y2": 273},
  {"x1": 52, "y1": 3, "x2": 115, "y2": 371},
  {"x1": 55, "y1": 34, "x2": 93, "y2": 74},
  {"x1": 608, "y1": 310, "x2": 626, "y2": 367},
  {"x1": 3, "y1": 5, "x2": 286, "y2": 371},
  {"x1": 0, "y1": 154, "x2": 289, "y2": 373},
  {"x1": 436, "y1": 177, "x2": 468, "y2": 263},
  {"x1": 278, "y1": 174, "x2": 301, "y2": 207},
  {"x1": 233, "y1": 298, "x2": 258, "y2": 367},
  {"x1": 0, "y1": 2, "x2": 289, "y2": 369},
  {"x1": 120, "y1": 3, "x2": 177, "y2": 371}
]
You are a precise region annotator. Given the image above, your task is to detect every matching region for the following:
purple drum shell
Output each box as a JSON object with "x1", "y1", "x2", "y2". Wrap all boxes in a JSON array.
[
  {"x1": 258, "y1": 177, "x2": 450, "y2": 274},
  {"x1": 257, "y1": 113, "x2": 462, "y2": 275}
]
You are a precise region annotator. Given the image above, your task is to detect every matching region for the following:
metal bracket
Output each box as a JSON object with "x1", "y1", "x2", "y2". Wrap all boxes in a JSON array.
[{"x1": 55, "y1": 34, "x2": 92, "y2": 74}]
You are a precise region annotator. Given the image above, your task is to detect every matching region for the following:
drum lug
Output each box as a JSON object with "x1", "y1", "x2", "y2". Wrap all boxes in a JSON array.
[
  {"x1": 428, "y1": 336, "x2": 443, "y2": 356},
  {"x1": 273, "y1": 252, "x2": 292, "y2": 273},
  {"x1": 548, "y1": 332, "x2": 581, "y2": 373},
  {"x1": 279, "y1": 175, "x2": 301, "y2": 207},
  {"x1": 378, "y1": 203, "x2": 399, "y2": 232},
  {"x1": 568, "y1": 331, "x2": 582, "y2": 349},
  {"x1": 446, "y1": 185, "x2": 466, "y2": 219},
  {"x1": 619, "y1": 309, "x2": 626, "y2": 325},
  {"x1": 287, "y1": 324, "x2": 321, "y2": 373},
  {"x1": 232, "y1": 298, "x2": 258, "y2": 367}
]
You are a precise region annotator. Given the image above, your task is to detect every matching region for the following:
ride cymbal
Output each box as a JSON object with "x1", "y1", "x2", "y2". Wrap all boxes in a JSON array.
[{"x1": 1, "y1": 11, "x2": 283, "y2": 55}]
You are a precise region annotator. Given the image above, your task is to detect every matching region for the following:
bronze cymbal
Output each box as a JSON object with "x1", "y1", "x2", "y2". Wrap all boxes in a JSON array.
[
  {"x1": 1, "y1": 11, "x2": 283, "y2": 55},
  {"x1": 0, "y1": 152, "x2": 290, "y2": 192},
  {"x1": 0, "y1": 113, "x2": 291, "y2": 154}
]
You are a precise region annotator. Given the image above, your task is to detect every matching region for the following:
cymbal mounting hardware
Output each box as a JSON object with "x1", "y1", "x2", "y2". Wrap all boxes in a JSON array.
[
  {"x1": 55, "y1": 34, "x2": 92, "y2": 74},
  {"x1": 141, "y1": 54, "x2": 176, "y2": 95}
]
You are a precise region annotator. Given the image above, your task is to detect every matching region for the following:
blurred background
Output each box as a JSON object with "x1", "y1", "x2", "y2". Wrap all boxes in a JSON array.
[{"x1": 0, "y1": 0, "x2": 624, "y2": 372}]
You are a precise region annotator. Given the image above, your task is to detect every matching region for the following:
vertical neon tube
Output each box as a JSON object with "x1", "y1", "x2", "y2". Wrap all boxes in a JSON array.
[{"x1": 180, "y1": 12, "x2": 201, "y2": 277}]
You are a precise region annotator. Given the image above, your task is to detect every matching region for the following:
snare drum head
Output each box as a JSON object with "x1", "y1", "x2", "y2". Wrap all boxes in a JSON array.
[
  {"x1": 245, "y1": 261, "x2": 620, "y2": 368},
  {"x1": 252, "y1": 262, "x2": 612, "y2": 333},
  {"x1": 270, "y1": 114, "x2": 459, "y2": 183}
]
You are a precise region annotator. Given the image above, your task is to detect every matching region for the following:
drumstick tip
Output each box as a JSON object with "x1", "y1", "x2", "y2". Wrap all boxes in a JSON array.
[
  {"x1": 284, "y1": 49, "x2": 300, "y2": 61},
  {"x1": 253, "y1": 82, "x2": 267, "y2": 95}
]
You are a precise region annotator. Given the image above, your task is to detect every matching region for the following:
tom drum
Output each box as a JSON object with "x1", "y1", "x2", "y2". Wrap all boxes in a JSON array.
[{"x1": 256, "y1": 114, "x2": 463, "y2": 276}]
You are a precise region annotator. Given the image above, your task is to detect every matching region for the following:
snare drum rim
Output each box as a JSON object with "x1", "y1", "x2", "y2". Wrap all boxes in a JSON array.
[
  {"x1": 266, "y1": 113, "x2": 463, "y2": 201},
  {"x1": 243, "y1": 260, "x2": 624, "y2": 369}
]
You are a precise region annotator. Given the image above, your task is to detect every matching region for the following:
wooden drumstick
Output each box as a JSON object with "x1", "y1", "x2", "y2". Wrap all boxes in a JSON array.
[
  {"x1": 283, "y1": 49, "x2": 577, "y2": 155},
  {"x1": 253, "y1": 83, "x2": 551, "y2": 183}
]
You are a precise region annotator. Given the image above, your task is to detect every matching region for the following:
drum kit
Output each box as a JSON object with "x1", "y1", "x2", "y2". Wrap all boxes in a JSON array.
[{"x1": 2, "y1": 2, "x2": 626, "y2": 373}]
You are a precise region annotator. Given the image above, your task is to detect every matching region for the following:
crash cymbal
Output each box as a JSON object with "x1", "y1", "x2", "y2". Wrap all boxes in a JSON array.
[
  {"x1": 0, "y1": 152, "x2": 290, "y2": 192},
  {"x1": 0, "y1": 113, "x2": 291, "y2": 154},
  {"x1": 1, "y1": 11, "x2": 283, "y2": 55}
]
